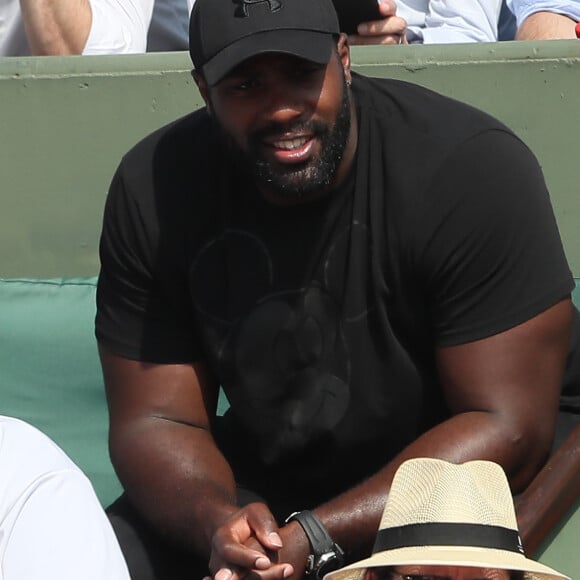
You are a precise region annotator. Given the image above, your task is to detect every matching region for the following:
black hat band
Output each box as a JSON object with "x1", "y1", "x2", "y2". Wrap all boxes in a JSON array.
[{"x1": 373, "y1": 523, "x2": 524, "y2": 555}]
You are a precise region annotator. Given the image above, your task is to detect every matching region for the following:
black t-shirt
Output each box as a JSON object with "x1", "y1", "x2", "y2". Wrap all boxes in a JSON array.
[{"x1": 96, "y1": 75, "x2": 575, "y2": 506}]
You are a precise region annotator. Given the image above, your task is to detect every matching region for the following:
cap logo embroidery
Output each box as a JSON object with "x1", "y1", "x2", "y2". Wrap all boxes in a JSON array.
[{"x1": 233, "y1": 0, "x2": 282, "y2": 18}]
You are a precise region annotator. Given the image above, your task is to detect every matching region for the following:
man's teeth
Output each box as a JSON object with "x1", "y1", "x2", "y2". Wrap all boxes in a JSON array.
[{"x1": 273, "y1": 136, "x2": 309, "y2": 150}]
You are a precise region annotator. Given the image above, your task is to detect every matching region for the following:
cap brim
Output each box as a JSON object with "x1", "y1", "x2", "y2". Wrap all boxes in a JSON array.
[
  {"x1": 202, "y1": 29, "x2": 334, "y2": 86},
  {"x1": 323, "y1": 546, "x2": 570, "y2": 580}
]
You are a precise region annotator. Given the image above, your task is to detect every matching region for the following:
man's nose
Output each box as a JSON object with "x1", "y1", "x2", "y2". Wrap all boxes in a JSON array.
[{"x1": 262, "y1": 83, "x2": 310, "y2": 125}]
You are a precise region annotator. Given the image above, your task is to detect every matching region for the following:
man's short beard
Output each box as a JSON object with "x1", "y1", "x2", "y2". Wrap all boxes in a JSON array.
[{"x1": 218, "y1": 75, "x2": 352, "y2": 201}]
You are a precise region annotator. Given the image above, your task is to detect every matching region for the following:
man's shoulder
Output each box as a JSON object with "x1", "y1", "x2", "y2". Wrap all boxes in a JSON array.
[
  {"x1": 353, "y1": 74, "x2": 510, "y2": 138},
  {"x1": 119, "y1": 108, "x2": 218, "y2": 179},
  {"x1": 110, "y1": 107, "x2": 222, "y2": 222}
]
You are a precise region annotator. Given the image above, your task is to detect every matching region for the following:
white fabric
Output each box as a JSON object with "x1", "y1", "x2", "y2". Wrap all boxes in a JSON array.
[
  {"x1": 0, "y1": 0, "x2": 27, "y2": 56},
  {"x1": 506, "y1": 0, "x2": 580, "y2": 27},
  {"x1": 397, "y1": 0, "x2": 503, "y2": 43},
  {"x1": 0, "y1": 416, "x2": 130, "y2": 580},
  {"x1": 0, "y1": 0, "x2": 154, "y2": 56},
  {"x1": 85, "y1": 0, "x2": 154, "y2": 55}
]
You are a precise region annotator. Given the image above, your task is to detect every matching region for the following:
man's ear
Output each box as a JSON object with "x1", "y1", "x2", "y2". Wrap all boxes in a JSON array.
[
  {"x1": 191, "y1": 69, "x2": 212, "y2": 114},
  {"x1": 336, "y1": 33, "x2": 352, "y2": 86}
]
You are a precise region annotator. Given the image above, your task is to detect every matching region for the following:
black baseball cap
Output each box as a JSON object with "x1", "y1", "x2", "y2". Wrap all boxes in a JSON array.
[{"x1": 189, "y1": 0, "x2": 340, "y2": 86}]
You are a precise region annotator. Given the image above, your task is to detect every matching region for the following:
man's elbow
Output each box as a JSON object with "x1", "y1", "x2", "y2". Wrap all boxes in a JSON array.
[{"x1": 502, "y1": 416, "x2": 556, "y2": 492}]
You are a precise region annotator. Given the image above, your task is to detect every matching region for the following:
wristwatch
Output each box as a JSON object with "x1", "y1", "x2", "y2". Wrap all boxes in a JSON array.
[{"x1": 285, "y1": 510, "x2": 345, "y2": 580}]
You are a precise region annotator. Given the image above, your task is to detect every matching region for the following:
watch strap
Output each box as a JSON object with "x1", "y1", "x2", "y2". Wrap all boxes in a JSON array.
[
  {"x1": 285, "y1": 510, "x2": 345, "y2": 579},
  {"x1": 286, "y1": 510, "x2": 336, "y2": 555}
]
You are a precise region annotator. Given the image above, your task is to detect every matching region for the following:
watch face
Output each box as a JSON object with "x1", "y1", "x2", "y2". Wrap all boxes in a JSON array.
[{"x1": 315, "y1": 551, "x2": 344, "y2": 579}]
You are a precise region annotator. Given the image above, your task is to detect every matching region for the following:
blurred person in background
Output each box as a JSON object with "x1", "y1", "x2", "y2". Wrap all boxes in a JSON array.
[
  {"x1": 146, "y1": 0, "x2": 196, "y2": 51},
  {"x1": 337, "y1": 0, "x2": 502, "y2": 44},
  {"x1": 507, "y1": 0, "x2": 579, "y2": 39},
  {"x1": 0, "y1": 0, "x2": 154, "y2": 56}
]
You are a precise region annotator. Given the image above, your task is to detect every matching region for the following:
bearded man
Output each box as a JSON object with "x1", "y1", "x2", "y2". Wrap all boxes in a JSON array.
[{"x1": 95, "y1": 0, "x2": 580, "y2": 579}]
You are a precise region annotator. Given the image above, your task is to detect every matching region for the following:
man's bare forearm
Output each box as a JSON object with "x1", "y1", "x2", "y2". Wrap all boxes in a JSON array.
[
  {"x1": 110, "y1": 415, "x2": 240, "y2": 557},
  {"x1": 20, "y1": 0, "x2": 92, "y2": 54},
  {"x1": 516, "y1": 11, "x2": 577, "y2": 39},
  {"x1": 274, "y1": 299, "x2": 570, "y2": 575},
  {"x1": 297, "y1": 408, "x2": 548, "y2": 563}
]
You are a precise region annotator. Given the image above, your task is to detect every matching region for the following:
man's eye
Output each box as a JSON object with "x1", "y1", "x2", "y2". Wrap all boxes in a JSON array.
[
  {"x1": 228, "y1": 78, "x2": 260, "y2": 91},
  {"x1": 238, "y1": 80, "x2": 258, "y2": 90}
]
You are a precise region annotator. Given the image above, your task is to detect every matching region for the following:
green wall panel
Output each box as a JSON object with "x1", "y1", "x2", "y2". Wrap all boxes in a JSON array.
[{"x1": 1, "y1": 41, "x2": 580, "y2": 277}]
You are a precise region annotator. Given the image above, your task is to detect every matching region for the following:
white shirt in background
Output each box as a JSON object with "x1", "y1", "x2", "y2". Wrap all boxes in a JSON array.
[
  {"x1": 0, "y1": 0, "x2": 154, "y2": 56},
  {"x1": 398, "y1": 0, "x2": 503, "y2": 43},
  {"x1": 0, "y1": 416, "x2": 130, "y2": 580}
]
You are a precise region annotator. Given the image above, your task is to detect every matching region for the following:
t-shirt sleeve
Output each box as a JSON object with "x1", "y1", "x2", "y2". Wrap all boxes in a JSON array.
[
  {"x1": 506, "y1": 0, "x2": 580, "y2": 27},
  {"x1": 413, "y1": 129, "x2": 573, "y2": 346},
  {"x1": 95, "y1": 163, "x2": 200, "y2": 363}
]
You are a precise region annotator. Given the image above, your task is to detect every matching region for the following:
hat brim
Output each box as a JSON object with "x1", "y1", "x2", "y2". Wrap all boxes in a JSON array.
[
  {"x1": 324, "y1": 546, "x2": 570, "y2": 580},
  {"x1": 201, "y1": 29, "x2": 334, "y2": 86}
]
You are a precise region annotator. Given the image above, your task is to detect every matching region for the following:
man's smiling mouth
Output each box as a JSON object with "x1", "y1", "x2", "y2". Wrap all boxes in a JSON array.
[{"x1": 272, "y1": 136, "x2": 311, "y2": 150}]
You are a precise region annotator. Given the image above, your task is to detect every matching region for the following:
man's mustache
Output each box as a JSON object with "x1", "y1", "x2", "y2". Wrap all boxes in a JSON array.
[{"x1": 249, "y1": 120, "x2": 329, "y2": 145}]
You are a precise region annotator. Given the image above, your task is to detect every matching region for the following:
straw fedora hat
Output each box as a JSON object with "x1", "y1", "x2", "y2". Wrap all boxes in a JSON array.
[{"x1": 325, "y1": 458, "x2": 569, "y2": 580}]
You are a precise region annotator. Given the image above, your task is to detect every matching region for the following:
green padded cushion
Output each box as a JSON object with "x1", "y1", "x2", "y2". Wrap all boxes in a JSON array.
[
  {"x1": 0, "y1": 277, "x2": 231, "y2": 507},
  {"x1": 572, "y1": 279, "x2": 580, "y2": 308},
  {"x1": 0, "y1": 278, "x2": 121, "y2": 506}
]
